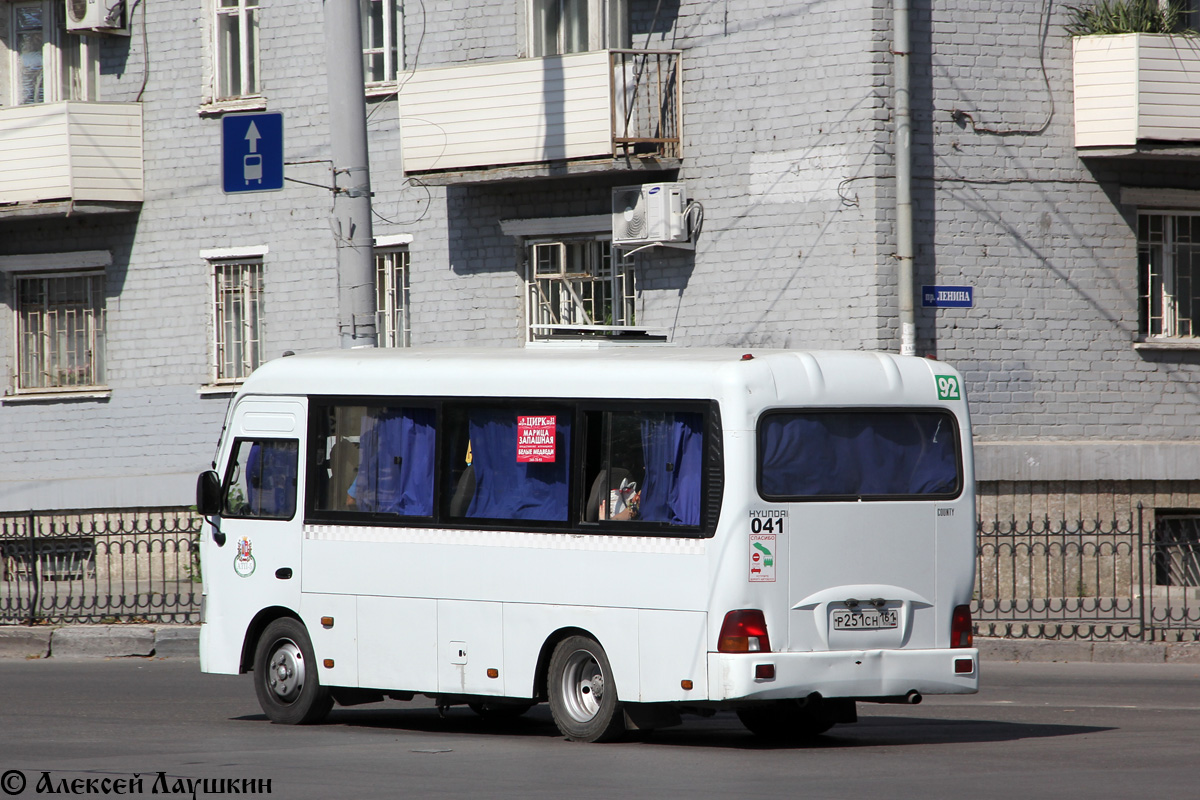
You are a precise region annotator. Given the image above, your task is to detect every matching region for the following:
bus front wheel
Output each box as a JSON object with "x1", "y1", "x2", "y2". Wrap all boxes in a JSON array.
[
  {"x1": 253, "y1": 618, "x2": 333, "y2": 725},
  {"x1": 547, "y1": 635, "x2": 625, "y2": 743}
]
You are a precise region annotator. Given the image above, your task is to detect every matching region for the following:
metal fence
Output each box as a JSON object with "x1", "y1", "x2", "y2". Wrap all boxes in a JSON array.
[
  {"x1": 975, "y1": 504, "x2": 1200, "y2": 642},
  {"x1": 610, "y1": 49, "x2": 681, "y2": 160},
  {"x1": 3, "y1": 503, "x2": 1199, "y2": 642},
  {"x1": 0, "y1": 508, "x2": 201, "y2": 625}
]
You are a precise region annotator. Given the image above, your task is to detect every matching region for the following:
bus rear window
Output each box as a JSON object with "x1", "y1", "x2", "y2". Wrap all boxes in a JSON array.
[{"x1": 758, "y1": 410, "x2": 961, "y2": 500}]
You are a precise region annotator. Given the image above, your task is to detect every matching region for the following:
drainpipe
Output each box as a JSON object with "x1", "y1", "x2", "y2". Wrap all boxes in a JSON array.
[
  {"x1": 894, "y1": 0, "x2": 916, "y2": 356},
  {"x1": 324, "y1": 0, "x2": 378, "y2": 348}
]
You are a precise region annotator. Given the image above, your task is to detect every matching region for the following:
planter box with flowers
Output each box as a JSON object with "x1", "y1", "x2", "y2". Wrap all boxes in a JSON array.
[{"x1": 1071, "y1": 0, "x2": 1200, "y2": 148}]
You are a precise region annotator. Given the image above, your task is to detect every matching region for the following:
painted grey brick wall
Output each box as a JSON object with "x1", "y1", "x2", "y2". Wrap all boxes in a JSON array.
[
  {"x1": 913, "y1": 0, "x2": 1200, "y2": 470},
  {"x1": 4, "y1": 0, "x2": 1200, "y2": 510}
]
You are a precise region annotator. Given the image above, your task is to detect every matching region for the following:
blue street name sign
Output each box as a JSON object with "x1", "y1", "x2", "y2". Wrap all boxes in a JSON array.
[
  {"x1": 922, "y1": 285, "x2": 974, "y2": 308},
  {"x1": 222, "y1": 112, "x2": 284, "y2": 194}
]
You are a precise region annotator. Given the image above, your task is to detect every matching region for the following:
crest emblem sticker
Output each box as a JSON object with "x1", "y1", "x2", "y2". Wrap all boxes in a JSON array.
[{"x1": 234, "y1": 537, "x2": 256, "y2": 578}]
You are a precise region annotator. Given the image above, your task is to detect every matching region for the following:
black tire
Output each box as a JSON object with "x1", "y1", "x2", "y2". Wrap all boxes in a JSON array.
[
  {"x1": 736, "y1": 697, "x2": 839, "y2": 740},
  {"x1": 547, "y1": 635, "x2": 626, "y2": 742},
  {"x1": 468, "y1": 701, "x2": 535, "y2": 720},
  {"x1": 253, "y1": 617, "x2": 333, "y2": 725}
]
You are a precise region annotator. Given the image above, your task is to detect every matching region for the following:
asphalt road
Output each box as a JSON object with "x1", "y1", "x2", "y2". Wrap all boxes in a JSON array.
[{"x1": 1, "y1": 658, "x2": 1197, "y2": 799}]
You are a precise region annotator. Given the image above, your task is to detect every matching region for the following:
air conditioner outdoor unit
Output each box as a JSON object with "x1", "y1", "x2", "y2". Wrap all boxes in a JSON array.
[
  {"x1": 65, "y1": 0, "x2": 128, "y2": 33},
  {"x1": 612, "y1": 182, "x2": 689, "y2": 247}
]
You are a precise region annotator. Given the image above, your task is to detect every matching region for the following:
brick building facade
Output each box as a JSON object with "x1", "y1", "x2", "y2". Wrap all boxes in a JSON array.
[{"x1": 1, "y1": 0, "x2": 1198, "y2": 531}]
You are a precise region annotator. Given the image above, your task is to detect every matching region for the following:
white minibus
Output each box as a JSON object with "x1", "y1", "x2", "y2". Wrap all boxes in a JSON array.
[{"x1": 196, "y1": 347, "x2": 978, "y2": 742}]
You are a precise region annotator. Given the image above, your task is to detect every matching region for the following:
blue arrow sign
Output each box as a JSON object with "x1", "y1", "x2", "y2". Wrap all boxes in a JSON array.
[
  {"x1": 222, "y1": 112, "x2": 284, "y2": 194},
  {"x1": 922, "y1": 285, "x2": 974, "y2": 308}
]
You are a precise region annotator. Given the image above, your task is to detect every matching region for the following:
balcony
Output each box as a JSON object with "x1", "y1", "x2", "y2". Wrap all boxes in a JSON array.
[
  {"x1": 0, "y1": 102, "x2": 143, "y2": 218},
  {"x1": 1074, "y1": 33, "x2": 1200, "y2": 154},
  {"x1": 397, "y1": 49, "x2": 681, "y2": 184}
]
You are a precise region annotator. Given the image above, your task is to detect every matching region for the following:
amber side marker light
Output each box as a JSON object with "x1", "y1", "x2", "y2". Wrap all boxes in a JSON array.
[
  {"x1": 487, "y1": 668, "x2": 499, "y2": 679},
  {"x1": 323, "y1": 659, "x2": 335, "y2": 669},
  {"x1": 718, "y1": 610, "x2": 771, "y2": 653},
  {"x1": 681, "y1": 680, "x2": 693, "y2": 691},
  {"x1": 320, "y1": 616, "x2": 334, "y2": 629}
]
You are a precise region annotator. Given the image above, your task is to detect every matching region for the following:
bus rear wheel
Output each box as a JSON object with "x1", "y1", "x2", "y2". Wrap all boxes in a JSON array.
[
  {"x1": 547, "y1": 635, "x2": 625, "y2": 743},
  {"x1": 253, "y1": 618, "x2": 333, "y2": 725},
  {"x1": 736, "y1": 697, "x2": 845, "y2": 740}
]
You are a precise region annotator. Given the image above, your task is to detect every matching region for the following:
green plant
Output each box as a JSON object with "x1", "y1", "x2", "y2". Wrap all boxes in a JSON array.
[{"x1": 1066, "y1": 0, "x2": 1196, "y2": 35}]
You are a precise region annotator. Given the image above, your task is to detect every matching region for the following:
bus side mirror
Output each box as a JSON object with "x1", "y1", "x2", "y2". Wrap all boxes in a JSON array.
[{"x1": 197, "y1": 470, "x2": 222, "y2": 516}]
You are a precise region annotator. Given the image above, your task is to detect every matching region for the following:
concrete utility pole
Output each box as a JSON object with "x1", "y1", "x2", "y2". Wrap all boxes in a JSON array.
[
  {"x1": 324, "y1": 0, "x2": 378, "y2": 348},
  {"x1": 894, "y1": 0, "x2": 916, "y2": 357}
]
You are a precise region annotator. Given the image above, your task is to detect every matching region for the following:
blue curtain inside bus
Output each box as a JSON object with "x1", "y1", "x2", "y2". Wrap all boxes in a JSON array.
[
  {"x1": 638, "y1": 412, "x2": 702, "y2": 526},
  {"x1": 245, "y1": 440, "x2": 299, "y2": 517},
  {"x1": 759, "y1": 412, "x2": 959, "y2": 498},
  {"x1": 466, "y1": 410, "x2": 571, "y2": 521},
  {"x1": 352, "y1": 408, "x2": 436, "y2": 516}
]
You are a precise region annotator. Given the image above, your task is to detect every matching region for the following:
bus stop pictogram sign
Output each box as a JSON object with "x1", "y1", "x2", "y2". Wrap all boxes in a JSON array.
[{"x1": 222, "y1": 112, "x2": 284, "y2": 194}]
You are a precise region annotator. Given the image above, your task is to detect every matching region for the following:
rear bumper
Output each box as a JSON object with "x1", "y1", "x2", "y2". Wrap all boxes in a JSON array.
[{"x1": 707, "y1": 647, "x2": 979, "y2": 702}]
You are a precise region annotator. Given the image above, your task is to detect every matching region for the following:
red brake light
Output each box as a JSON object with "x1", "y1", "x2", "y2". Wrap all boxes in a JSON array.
[
  {"x1": 718, "y1": 610, "x2": 771, "y2": 653},
  {"x1": 951, "y1": 605, "x2": 973, "y2": 648}
]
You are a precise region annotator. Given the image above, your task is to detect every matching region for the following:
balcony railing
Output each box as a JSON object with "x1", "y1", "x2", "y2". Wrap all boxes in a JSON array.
[
  {"x1": 398, "y1": 49, "x2": 681, "y2": 176},
  {"x1": 1074, "y1": 33, "x2": 1200, "y2": 150},
  {"x1": 0, "y1": 102, "x2": 143, "y2": 208}
]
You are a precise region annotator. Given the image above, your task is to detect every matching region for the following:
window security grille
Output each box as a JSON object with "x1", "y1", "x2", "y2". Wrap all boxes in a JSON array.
[
  {"x1": 1138, "y1": 213, "x2": 1200, "y2": 339},
  {"x1": 375, "y1": 249, "x2": 411, "y2": 348},
  {"x1": 1154, "y1": 514, "x2": 1200, "y2": 588},
  {"x1": 15, "y1": 272, "x2": 106, "y2": 391},
  {"x1": 213, "y1": 260, "x2": 263, "y2": 382},
  {"x1": 526, "y1": 239, "x2": 635, "y2": 339}
]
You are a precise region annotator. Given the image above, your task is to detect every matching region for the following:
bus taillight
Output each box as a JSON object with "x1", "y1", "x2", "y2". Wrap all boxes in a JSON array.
[
  {"x1": 951, "y1": 605, "x2": 973, "y2": 648},
  {"x1": 718, "y1": 610, "x2": 771, "y2": 653}
]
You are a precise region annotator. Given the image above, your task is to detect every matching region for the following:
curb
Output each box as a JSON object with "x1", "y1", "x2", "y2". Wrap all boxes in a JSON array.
[
  {"x1": 977, "y1": 636, "x2": 1200, "y2": 664},
  {"x1": 0, "y1": 625, "x2": 199, "y2": 659}
]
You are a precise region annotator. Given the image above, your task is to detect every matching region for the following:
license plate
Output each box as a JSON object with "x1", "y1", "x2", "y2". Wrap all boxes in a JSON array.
[{"x1": 831, "y1": 608, "x2": 898, "y2": 630}]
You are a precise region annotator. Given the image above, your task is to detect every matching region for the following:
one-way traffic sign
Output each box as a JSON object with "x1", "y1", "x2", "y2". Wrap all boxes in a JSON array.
[{"x1": 222, "y1": 112, "x2": 284, "y2": 194}]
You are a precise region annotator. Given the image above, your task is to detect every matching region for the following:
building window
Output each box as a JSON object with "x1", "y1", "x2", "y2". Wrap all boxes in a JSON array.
[
  {"x1": 215, "y1": 0, "x2": 260, "y2": 100},
  {"x1": 526, "y1": 238, "x2": 635, "y2": 340},
  {"x1": 528, "y1": 0, "x2": 628, "y2": 57},
  {"x1": 362, "y1": 0, "x2": 403, "y2": 85},
  {"x1": 1153, "y1": 512, "x2": 1200, "y2": 587},
  {"x1": 14, "y1": 271, "x2": 106, "y2": 391},
  {"x1": 375, "y1": 248, "x2": 410, "y2": 348},
  {"x1": 5, "y1": 0, "x2": 98, "y2": 106},
  {"x1": 212, "y1": 259, "x2": 263, "y2": 382},
  {"x1": 1138, "y1": 213, "x2": 1200, "y2": 339}
]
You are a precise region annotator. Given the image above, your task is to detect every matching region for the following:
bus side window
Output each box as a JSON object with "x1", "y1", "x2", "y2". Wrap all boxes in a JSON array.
[
  {"x1": 584, "y1": 410, "x2": 703, "y2": 527},
  {"x1": 443, "y1": 406, "x2": 571, "y2": 523},
  {"x1": 224, "y1": 439, "x2": 299, "y2": 520}
]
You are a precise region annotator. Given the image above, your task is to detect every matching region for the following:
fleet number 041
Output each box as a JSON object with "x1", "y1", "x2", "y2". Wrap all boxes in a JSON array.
[{"x1": 751, "y1": 517, "x2": 784, "y2": 533}]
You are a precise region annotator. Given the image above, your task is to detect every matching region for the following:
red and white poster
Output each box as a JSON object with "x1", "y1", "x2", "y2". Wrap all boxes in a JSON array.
[{"x1": 517, "y1": 415, "x2": 557, "y2": 463}]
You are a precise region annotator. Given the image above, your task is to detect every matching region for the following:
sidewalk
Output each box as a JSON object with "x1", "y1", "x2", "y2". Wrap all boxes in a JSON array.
[{"x1": 1, "y1": 626, "x2": 1198, "y2": 663}]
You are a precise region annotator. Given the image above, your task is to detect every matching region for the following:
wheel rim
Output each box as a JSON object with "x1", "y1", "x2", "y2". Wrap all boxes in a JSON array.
[
  {"x1": 559, "y1": 648, "x2": 606, "y2": 723},
  {"x1": 265, "y1": 638, "x2": 306, "y2": 704}
]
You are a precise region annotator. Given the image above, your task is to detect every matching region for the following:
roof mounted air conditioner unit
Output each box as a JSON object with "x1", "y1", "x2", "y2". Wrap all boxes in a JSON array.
[
  {"x1": 612, "y1": 182, "x2": 690, "y2": 247},
  {"x1": 65, "y1": 0, "x2": 129, "y2": 34}
]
